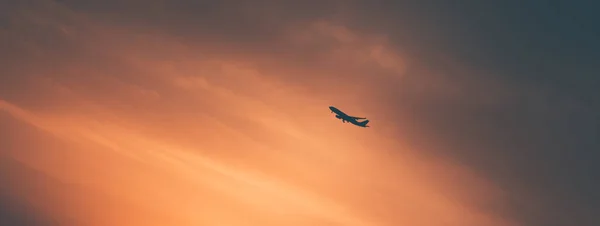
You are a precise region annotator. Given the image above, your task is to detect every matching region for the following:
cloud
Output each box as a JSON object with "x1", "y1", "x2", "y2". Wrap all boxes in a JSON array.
[{"x1": 5, "y1": 0, "x2": 598, "y2": 226}]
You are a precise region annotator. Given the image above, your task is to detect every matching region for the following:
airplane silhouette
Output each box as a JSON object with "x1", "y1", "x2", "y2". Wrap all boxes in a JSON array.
[{"x1": 329, "y1": 106, "x2": 370, "y2": 128}]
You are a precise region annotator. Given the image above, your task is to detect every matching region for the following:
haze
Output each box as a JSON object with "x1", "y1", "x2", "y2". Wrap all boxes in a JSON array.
[{"x1": 1, "y1": 1, "x2": 598, "y2": 226}]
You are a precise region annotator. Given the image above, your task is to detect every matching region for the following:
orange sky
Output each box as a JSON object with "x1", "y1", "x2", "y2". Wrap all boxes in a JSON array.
[{"x1": 1, "y1": 1, "x2": 519, "y2": 226}]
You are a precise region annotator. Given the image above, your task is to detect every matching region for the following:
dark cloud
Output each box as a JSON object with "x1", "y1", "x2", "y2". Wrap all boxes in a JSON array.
[
  {"x1": 52, "y1": 0, "x2": 342, "y2": 46},
  {"x1": 1, "y1": 1, "x2": 598, "y2": 225},
  {"x1": 360, "y1": 1, "x2": 600, "y2": 226},
  {"x1": 0, "y1": 190, "x2": 58, "y2": 226},
  {"x1": 0, "y1": 170, "x2": 58, "y2": 226},
  {"x1": 0, "y1": 113, "x2": 61, "y2": 226}
]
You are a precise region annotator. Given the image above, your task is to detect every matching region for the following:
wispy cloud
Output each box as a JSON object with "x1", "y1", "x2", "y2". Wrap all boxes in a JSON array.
[{"x1": 0, "y1": 1, "x2": 521, "y2": 226}]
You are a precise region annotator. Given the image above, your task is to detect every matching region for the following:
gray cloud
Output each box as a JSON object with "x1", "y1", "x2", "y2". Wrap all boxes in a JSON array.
[
  {"x1": 0, "y1": 113, "x2": 61, "y2": 226},
  {"x1": 1, "y1": 1, "x2": 598, "y2": 225}
]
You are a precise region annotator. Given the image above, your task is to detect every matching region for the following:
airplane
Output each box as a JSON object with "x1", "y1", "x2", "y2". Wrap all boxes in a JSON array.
[{"x1": 329, "y1": 106, "x2": 370, "y2": 128}]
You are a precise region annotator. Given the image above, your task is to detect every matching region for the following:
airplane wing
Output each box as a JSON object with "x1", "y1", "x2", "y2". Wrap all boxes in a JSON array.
[{"x1": 350, "y1": 116, "x2": 366, "y2": 120}]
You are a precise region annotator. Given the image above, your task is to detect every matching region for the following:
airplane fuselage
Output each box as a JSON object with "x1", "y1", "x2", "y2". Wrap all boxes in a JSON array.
[{"x1": 329, "y1": 106, "x2": 370, "y2": 127}]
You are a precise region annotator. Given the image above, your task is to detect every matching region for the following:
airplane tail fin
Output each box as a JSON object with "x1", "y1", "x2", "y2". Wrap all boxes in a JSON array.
[{"x1": 358, "y1": 120, "x2": 370, "y2": 127}]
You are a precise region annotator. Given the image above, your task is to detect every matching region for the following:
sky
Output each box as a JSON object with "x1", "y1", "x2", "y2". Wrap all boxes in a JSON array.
[{"x1": 1, "y1": 0, "x2": 598, "y2": 226}]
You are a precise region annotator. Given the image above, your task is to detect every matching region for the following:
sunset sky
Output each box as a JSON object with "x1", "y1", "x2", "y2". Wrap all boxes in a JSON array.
[{"x1": 1, "y1": 1, "x2": 598, "y2": 226}]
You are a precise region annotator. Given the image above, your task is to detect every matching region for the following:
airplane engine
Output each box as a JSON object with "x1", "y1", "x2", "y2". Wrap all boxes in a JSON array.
[{"x1": 334, "y1": 115, "x2": 346, "y2": 123}]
